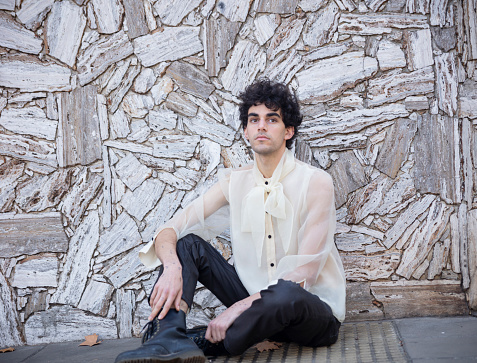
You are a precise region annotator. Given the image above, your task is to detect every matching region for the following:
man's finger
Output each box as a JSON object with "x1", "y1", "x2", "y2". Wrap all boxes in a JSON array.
[{"x1": 159, "y1": 296, "x2": 174, "y2": 319}]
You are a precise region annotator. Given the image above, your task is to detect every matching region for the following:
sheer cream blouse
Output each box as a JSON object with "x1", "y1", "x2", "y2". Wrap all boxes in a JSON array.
[{"x1": 139, "y1": 149, "x2": 346, "y2": 322}]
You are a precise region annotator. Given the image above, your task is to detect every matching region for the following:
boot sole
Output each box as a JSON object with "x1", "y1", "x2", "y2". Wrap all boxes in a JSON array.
[{"x1": 115, "y1": 349, "x2": 206, "y2": 363}]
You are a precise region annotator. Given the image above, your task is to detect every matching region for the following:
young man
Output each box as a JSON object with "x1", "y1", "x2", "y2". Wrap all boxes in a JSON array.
[{"x1": 115, "y1": 80, "x2": 346, "y2": 363}]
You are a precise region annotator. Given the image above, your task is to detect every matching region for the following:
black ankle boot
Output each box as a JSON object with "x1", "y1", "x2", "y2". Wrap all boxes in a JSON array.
[
  {"x1": 186, "y1": 326, "x2": 229, "y2": 357},
  {"x1": 115, "y1": 310, "x2": 205, "y2": 363}
]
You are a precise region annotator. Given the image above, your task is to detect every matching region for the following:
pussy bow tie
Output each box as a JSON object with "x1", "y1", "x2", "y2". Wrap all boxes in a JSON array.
[{"x1": 241, "y1": 149, "x2": 295, "y2": 266}]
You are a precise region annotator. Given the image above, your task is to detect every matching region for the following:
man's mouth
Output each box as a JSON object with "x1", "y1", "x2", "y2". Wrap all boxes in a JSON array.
[{"x1": 255, "y1": 134, "x2": 269, "y2": 140}]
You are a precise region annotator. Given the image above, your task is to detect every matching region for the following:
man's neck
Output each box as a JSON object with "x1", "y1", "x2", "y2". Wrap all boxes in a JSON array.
[{"x1": 255, "y1": 147, "x2": 287, "y2": 178}]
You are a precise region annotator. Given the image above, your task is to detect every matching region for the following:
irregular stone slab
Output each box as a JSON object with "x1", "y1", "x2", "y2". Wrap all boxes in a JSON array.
[
  {"x1": 468, "y1": 209, "x2": 477, "y2": 309},
  {"x1": 115, "y1": 153, "x2": 152, "y2": 191},
  {"x1": 263, "y1": 49, "x2": 304, "y2": 85},
  {"x1": 396, "y1": 200, "x2": 452, "y2": 279},
  {"x1": 127, "y1": 119, "x2": 150, "y2": 143},
  {"x1": 367, "y1": 66, "x2": 434, "y2": 107},
  {"x1": 0, "y1": 270, "x2": 23, "y2": 346},
  {"x1": 342, "y1": 252, "x2": 400, "y2": 281},
  {"x1": 16, "y1": 0, "x2": 55, "y2": 31},
  {"x1": 60, "y1": 168, "x2": 103, "y2": 226},
  {"x1": 0, "y1": 12, "x2": 42, "y2": 54},
  {"x1": 9, "y1": 92, "x2": 46, "y2": 104},
  {"x1": 116, "y1": 288, "x2": 135, "y2": 338},
  {"x1": 108, "y1": 62, "x2": 142, "y2": 114},
  {"x1": 0, "y1": 106, "x2": 58, "y2": 141},
  {"x1": 375, "y1": 118, "x2": 417, "y2": 178},
  {"x1": 11, "y1": 256, "x2": 58, "y2": 288},
  {"x1": 122, "y1": 93, "x2": 154, "y2": 118},
  {"x1": 151, "y1": 76, "x2": 174, "y2": 105},
  {"x1": 157, "y1": 168, "x2": 199, "y2": 191},
  {"x1": 166, "y1": 62, "x2": 214, "y2": 99},
  {"x1": 462, "y1": 0, "x2": 477, "y2": 60},
  {"x1": 267, "y1": 15, "x2": 306, "y2": 60},
  {"x1": 221, "y1": 40, "x2": 266, "y2": 96},
  {"x1": 256, "y1": 0, "x2": 299, "y2": 13},
  {"x1": 141, "y1": 188, "x2": 185, "y2": 242},
  {"x1": 371, "y1": 280, "x2": 468, "y2": 318},
  {"x1": 304, "y1": 40, "x2": 352, "y2": 62},
  {"x1": 345, "y1": 282, "x2": 384, "y2": 322},
  {"x1": 25, "y1": 305, "x2": 117, "y2": 344},
  {"x1": 216, "y1": 0, "x2": 251, "y2": 22},
  {"x1": 154, "y1": 0, "x2": 202, "y2": 26},
  {"x1": 137, "y1": 154, "x2": 175, "y2": 172},
  {"x1": 97, "y1": 211, "x2": 142, "y2": 263},
  {"x1": 121, "y1": 178, "x2": 165, "y2": 220},
  {"x1": 298, "y1": 0, "x2": 328, "y2": 11},
  {"x1": 435, "y1": 52, "x2": 458, "y2": 117},
  {"x1": 110, "y1": 109, "x2": 130, "y2": 139},
  {"x1": 403, "y1": 29, "x2": 433, "y2": 71},
  {"x1": 200, "y1": 139, "x2": 221, "y2": 178},
  {"x1": 0, "y1": 159, "x2": 24, "y2": 212},
  {"x1": 183, "y1": 113, "x2": 235, "y2": 146},
  {"x1": 148, "y1": 109, "x2": 177, "y2": 131},
  {"x1": 123, "y1": 0, "x2": 148, "y2": 39},
  {"x1": 221, "y1": 143, "x2": 252, "y2": 169},
  {"x1": 296, "y1": 51, "x2": 378, "y2": 103},
  {"x1": 308, "y1": 133, "x2": 366, "y2": 150},
  {"x1": 77, "y1": 31, "x2": 134, "y2": 86},
  {"x1": 0, "y1": 54, "x2": 71, "y2": 92},
  {"x1": 375, "y1": 173, "x2": 416, "y2": 216},
  {"x1": 150, "y1": 134, "x2": 200, "y2": 160},
  {"x1": 78, "y1": 279, "x2": 114, "y2": 316},
  {"x1": 16, "y1": 169, "x2": 72, "y2": 212},
  {"x1": 0, "y1": 134, "x2": 57, "y2": 167},
  {"x1": 134, "y1": 68, "x2": 156, "y2": 94},
  {"x1": 51, "y1": 211, "x2": 100, "y2": 306},
  {"x1": 327, "y1": 151, "x2": 368, "y2": 208},
  {"x1": 46, "y1": 0, "x2": 87, "y2": 67},
  {"x1": 334, "y1": 0, "x2": 357, "y2": 11},
  {"x1": 338, "y1": 13, "x2": 428, "y2": 35},
  {"x1": 57, "y1": 85, "x2": 102, "y2": 167},
  {"x1": 459, "y1": 79, "x2": 477, "y2": 119},
  {"x1": 91, "y1": 0, "x2": 124, "y2": 34},
  {"x1": 0, "y1": 213, "x2": 68, "y2": 258},
  {"x1": 428, "y1": 239, "x2": 450, "y2": 279},
  {"x1": 204, "y1": 17, "x2": 241, "y2": 77},
  {"x1": 405, "y1": 96, "x2": 429, "y2": 110},
  {"x1": 165, "y1": 92, "x2": 198, "y2": 117},
  {"x1": 105, "y1": 139, "x2": 154, "y2": 155},
  {"x1": 302, "y1": 1, "x2": 339, "y2": 47},
  {"x1": 134, "y1": 27, "x2": 202, "y2": 67},
  {"x1": 459, "y1": 203, "x2": 470, "y2": 289},
  {"x1": 103, "y1": 245, "x2": 155, "y2": 288},
  {"x1": 102, "y1": 59, "x2": 131, "y2": 96},
  {"x1": 301, "y1": 104, "x2": 408, "y2": 139},
  {"x1": 376, "y1": 40, "x2": 406, "y2": 70},
  {"x1": 254, "y1": 14, "x2": 280, "y2": 46},
  {"x1": 0, "y1": 0, "x2": 15, "y2": 10},
  {"x1": 383, "y1": 194, "x2": 436, "y2": 249},
  {"x1": 335, "y1": 232, "x2": 376, "y2": 252},
  {"x1": 413, "y1": 113, "x2": 457, "y2": 203}
]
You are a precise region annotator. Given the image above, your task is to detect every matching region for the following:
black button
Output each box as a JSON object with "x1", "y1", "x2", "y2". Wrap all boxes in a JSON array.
[
  {"x1": 268, "y1": 235, "x2": 272, "y2": 239},
  {"x1": 265, "y1": 181, "x2": 268, "y2": 185},
  {"x1": 270, "y1": 263, "x2": 275, "y2": 267}
]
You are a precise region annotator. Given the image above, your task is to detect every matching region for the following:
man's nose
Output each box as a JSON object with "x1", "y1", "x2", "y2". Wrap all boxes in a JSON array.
[{"x1": 257, "y1": 118, "x2": 267, "y2": 130}]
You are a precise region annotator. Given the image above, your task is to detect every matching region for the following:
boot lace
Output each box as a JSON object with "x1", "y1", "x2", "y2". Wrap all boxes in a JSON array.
[{"x1": 141, "y1": 317, "x2": 160, "y2": 344}]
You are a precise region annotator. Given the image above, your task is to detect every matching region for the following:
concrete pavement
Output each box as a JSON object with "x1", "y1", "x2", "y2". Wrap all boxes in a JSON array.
[{"x1": 1, "y1": 316, "x2": 476, "y2": 363}]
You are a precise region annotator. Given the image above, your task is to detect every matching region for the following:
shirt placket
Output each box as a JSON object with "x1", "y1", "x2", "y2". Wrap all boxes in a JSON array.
[{"x1": 264, "y1": 181, "x2": 277, "y2": 282}]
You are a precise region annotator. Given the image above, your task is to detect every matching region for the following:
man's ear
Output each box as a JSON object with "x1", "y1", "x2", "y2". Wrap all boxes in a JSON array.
[
  {"x1": 285, "y1": 126, "x2": 294, "y2": 140},
  {"x1": 244, "y1": 126, "x2": 249, "y2": 140}
]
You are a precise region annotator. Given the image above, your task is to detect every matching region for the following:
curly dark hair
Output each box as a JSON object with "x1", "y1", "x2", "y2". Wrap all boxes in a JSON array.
[{"x1": 238, "y1": 79, "x2": 303, "y2": 149}]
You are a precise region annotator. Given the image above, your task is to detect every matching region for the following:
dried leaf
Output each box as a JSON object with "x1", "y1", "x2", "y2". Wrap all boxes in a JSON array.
[
  {"x1": 0, "y1": 347, "x2": 15, "y2": 353},
  {"x1": 254, "y1": 340, "x2": 283, "y2": 352},
  {"x1": 79, "y1": 334, "x2": 102, "y2": 347}
]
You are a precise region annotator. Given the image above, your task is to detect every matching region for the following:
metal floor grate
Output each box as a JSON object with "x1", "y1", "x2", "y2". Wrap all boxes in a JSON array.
[{"x1": 210, "y1": 321, "x2": 409, "y2": 363}]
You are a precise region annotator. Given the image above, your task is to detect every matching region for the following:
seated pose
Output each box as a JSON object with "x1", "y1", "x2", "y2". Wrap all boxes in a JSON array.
[{"x1": 115, "y1": 79, "x2": 346, "y2": 363}]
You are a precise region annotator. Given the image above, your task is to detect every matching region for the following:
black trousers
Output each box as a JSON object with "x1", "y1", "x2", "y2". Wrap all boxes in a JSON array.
[{"x1": 152, "y1": 234, "x2": 341, "y2": 355}]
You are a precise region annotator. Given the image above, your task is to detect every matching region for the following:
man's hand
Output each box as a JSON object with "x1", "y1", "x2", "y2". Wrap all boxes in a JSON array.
[
  {"x1": 205, "y1": 293, "x2": 261, "y2": 343},
  {"x1": 149, "y1": 264, "x2": 183, "y2": 320},
  {"x1": 206, "y1": 304, "x2": 242, "y2": 343}
]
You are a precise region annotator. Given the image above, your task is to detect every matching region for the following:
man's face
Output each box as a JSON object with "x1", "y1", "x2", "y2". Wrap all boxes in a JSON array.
[{"x1": 244, "y1": 104, "x2": 294, "y2": 156}]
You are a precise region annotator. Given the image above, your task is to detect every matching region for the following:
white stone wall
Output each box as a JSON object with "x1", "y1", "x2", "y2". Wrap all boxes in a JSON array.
[{"x1": 0, "y1": 0, "x2": 476, "y2": 346}]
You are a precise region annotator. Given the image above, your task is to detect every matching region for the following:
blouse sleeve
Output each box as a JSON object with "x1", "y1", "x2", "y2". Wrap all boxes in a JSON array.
[
  {"x1": 139, "y1": 172, "x2": 230, "y2": 268},
  {"x1": 272, "y1": 170, "x2": 337, "y2": 288}
]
